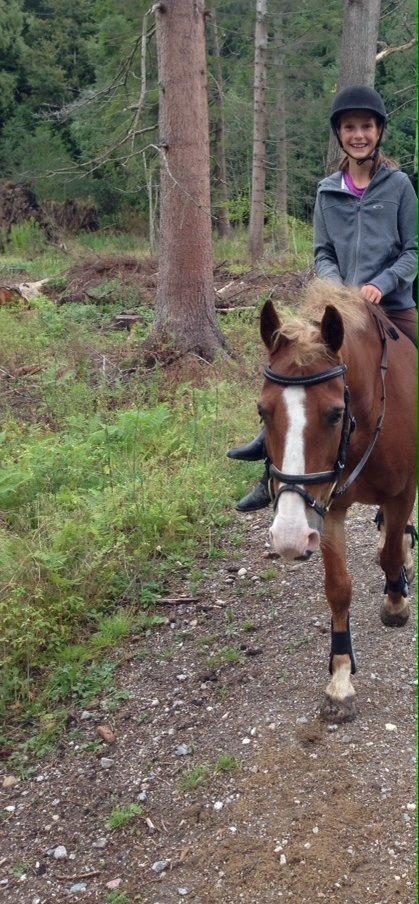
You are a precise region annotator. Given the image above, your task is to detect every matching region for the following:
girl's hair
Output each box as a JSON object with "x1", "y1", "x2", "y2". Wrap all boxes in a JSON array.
[{"x1": 339, "y1": 151, "x2": 399, "y2": 172}]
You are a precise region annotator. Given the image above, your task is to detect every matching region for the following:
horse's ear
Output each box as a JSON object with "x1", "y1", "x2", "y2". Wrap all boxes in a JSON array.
[
  {"x1": 260, "y1": 299, "x2": 282, "y2": 350},
  {"x1": 320, "y1": 305, "x2": 344, "y2": 353}
]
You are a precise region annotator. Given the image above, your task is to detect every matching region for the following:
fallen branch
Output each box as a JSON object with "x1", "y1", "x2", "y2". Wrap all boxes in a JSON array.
[
  {"x1": 217, "y1": 305, "x2": 257, "y2": 314},
  {"x1": 156, "y1": 596, "x2": 200, "y2": 605},
  {"x1": 56, "y1": 871, "x2": 100, "y2": 881}
]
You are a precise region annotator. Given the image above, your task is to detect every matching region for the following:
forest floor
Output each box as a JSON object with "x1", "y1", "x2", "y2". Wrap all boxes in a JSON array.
[{"x1": 1, "y1": 503, "x2": 416, "y2": 904}]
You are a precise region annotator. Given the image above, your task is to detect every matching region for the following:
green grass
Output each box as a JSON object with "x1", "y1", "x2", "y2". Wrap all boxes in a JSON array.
[
  {"x1": 106, "y1": 893, "x2": 132, "y2": 904},
  {"x1": 214, "y1": 754, "x2": 238, "y2": 774},
  {"x1": 180, "y1": 753, "x2": 239, "y2": 792},
  {"x1": 0, "y1": 224, "x2": 310, "y2": 726},
  {"x1": 210, "y1": 647, "x2": 245, "y2": 668},
  {"x1": 180, "y1": 765, "x2": 211, "y2": 792},
  {"x1": 106, "y1": 803, "x2": 143, "y2": 831},
  {"x1": 284, "y1": 636, "x2": 313, "y2": 654},
  {"x1": 259, "y1": 567, "x2": 278, "y2": 581}
]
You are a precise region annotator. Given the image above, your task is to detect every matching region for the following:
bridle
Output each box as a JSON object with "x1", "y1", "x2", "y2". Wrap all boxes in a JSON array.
[{"x1": 264, "y1": 313, "x2": 390, "y2": 520}]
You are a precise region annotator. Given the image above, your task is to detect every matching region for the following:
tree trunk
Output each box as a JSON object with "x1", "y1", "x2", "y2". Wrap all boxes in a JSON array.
[
  {"x1": 154, "y1": 0, "x2": 226, "y2": 360},
  {"x1": 327, "y1": 0, "x2": 382, "y2": 172},
  {"x1": 249, "y1": 0, "x2": 268, "y2": 263},
  {"x1": 210, "y1": 11, "x2": 232, "y2": 238},
  {"x1": 273, "y1": 15, "x2": 289, "y2": 253}
]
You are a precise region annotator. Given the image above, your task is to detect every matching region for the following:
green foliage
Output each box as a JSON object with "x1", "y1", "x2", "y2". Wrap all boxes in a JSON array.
[
  {"x1": 106, "y1": 893, "x2": 131, "y2": 904},
  {"x1": 0, "y1": 284, "x2": 258, "y2": 717},
  {"x1": 106, "y1": 803, "x2": 143, "y2": 831},
  {"x1": 5, "y1": 219, "x2": 47, "y2": 256},
  {"x1": 180, "y1": 765, "x2": 211, "y2": 792},
  {"x1": 214, "y1": 754, "x2": 237, "y2": 774},
  {"x1": 180, "y1": 753, "x2": 239, "y2": 791},
  {"x1": 0, "y1": 0, "x2": 414, "y2": 221},
  {"x1": 211, "y1": 647, "x2": 245, "y2": 668}
]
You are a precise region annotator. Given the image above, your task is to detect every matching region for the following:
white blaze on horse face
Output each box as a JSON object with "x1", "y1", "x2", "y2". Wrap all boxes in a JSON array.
[{"x1": 269, "y1": 386, "x2": 313, "y2": 558}]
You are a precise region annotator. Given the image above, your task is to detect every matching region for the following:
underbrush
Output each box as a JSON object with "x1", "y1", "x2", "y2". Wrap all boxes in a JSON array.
[
  {"x1": 0, "y1": 224, "x2": 309, "y2": 730},
  {"x1": 0, "y1": 304, "x2": 259, "y2": 721}
]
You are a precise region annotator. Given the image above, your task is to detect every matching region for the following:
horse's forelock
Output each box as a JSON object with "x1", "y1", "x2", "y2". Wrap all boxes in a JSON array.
[{"x1": 271, "y1": 280, "x2": 368, "y2": 366}]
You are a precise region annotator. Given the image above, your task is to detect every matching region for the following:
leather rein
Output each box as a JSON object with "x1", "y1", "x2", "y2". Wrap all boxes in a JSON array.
[{"x1": 265, "y1": 313, "x2": 390, "y2": 519}]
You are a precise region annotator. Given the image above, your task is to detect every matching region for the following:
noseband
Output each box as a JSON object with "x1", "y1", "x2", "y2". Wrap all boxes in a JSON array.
[{"x1": 264, "y1": 315, "x2": 389, "y2": 519}]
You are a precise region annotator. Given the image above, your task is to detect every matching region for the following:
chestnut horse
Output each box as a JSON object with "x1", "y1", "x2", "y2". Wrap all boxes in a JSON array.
[{"x1": 259, "y1": 280, "x2": 416, "y2": 722}]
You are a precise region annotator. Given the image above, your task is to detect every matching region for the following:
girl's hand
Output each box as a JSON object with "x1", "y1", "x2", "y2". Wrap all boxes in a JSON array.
[{"x1": 360, "y1": 284, "x2": 382, "y2": 305}]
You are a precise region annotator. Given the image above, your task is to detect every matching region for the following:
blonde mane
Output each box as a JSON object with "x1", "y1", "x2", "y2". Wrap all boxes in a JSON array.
[{"x1": 273, "y1": 279, "x2": 369, "y2": 365}]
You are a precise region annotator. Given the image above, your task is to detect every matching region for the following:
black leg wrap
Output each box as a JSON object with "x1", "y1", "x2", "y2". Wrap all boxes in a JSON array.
[
  {"x1": 404, "y1": 524, "x2": 418, "y2": 549},
  {"x1": 373, "y1": 509, "x2": 384, "y2": 531},
  {"x1": 374, "y1": 512, "x2": 417, "y2": 550},
  {"x1": 384, "y1": 566, "x2": 409, "y2": 598},
  {"x1": 329, "y1": 617, "x2": 356, "y2": 675}
]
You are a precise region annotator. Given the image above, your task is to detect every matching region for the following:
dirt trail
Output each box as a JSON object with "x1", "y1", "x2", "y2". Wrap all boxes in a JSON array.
[{"x1": 1, "y1": 505, "x2": 416, "y2": 903}]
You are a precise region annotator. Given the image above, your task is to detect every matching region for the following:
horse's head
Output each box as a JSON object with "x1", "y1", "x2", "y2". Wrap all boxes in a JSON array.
[{"x1": 259, "y1": 299, "x2": 347, "y2": 562}]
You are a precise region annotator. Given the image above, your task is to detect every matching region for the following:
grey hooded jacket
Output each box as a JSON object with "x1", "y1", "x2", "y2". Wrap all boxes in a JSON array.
[{"x1": 314, "y1": 165, "x2": 417, "y2": 311}]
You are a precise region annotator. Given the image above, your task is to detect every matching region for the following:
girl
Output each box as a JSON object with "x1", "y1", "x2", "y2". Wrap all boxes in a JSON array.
[{"x1": 229, "y1": 85, "x2": 417, "y2": 509}]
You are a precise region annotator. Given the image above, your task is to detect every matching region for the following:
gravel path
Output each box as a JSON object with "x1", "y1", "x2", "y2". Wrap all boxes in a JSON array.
[{"x1": 1, "y1": 504, "x2": 416, "y2": 903}]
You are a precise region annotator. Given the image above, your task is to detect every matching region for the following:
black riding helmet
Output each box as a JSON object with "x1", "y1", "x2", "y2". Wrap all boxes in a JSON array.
[{"x1": 330, "y1": 85, "x2": 388, "y2": 166}]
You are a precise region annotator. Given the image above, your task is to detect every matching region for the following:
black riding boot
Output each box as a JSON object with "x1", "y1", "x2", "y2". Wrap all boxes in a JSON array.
[
  {"x1": 227, "y1": 429, "x2": 267, "y2": 462},
  {"x1": 235, "y1": 461, "x2": 271, "y2": 512},
  {"x1": 227, "y1": 430, "x2": 271, "y2": 512}
]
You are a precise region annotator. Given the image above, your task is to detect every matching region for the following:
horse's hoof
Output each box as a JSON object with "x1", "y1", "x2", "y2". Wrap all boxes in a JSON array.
[
  {"x1": 319, "y1": 694, "x2": 356, "y2": 724},
  {"x1": 380, "y1": 600, "x2": 410, "y2": 627}
]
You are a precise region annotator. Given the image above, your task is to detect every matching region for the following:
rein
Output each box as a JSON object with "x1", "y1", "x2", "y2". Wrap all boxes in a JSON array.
[{"x1": 265, "y1": 312, "x2": 389, "y2": 519}]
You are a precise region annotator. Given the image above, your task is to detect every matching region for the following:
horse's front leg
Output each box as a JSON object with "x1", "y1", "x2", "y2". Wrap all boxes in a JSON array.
[
  {"x1": 379, "y1": 497, "x2": 413, "y2": 627},
  {"x1": 319, "y1": 510, "x2": 356, "y2": 723}
]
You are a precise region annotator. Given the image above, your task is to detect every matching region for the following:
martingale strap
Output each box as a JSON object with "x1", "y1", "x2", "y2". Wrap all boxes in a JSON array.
[{"x1": 329, "y1": 617, "x2": 357, "y2": 675}]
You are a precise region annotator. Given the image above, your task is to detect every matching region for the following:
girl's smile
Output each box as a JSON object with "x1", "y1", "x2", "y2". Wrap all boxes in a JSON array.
[{"x1": 337, "y1": 111, "x2": 381, "y2": 159}]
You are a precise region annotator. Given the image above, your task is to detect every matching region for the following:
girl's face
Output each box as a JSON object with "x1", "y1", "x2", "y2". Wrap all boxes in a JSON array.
[{"x1": 338, "y1": 111, "x2": 381, "y2": 159}]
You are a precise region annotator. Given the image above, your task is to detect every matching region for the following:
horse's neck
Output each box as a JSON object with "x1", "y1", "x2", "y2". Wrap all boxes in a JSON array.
[{"x1": 344, "y1": 326, "x2": 381, "y2": 418}]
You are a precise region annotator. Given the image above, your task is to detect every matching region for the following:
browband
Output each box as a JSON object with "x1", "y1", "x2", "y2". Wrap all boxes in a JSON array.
[{"x1": 263, "y1": 364, "x2": 347, "y2": 387}]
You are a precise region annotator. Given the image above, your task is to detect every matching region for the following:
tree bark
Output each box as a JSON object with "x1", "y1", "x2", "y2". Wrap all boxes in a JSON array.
[
  {"x1": 327, "y1": 0, "x2": 382, "y2": 172},
  {"x1": 210, "y1": 10, "x2": 232, "y2": 238},
  {"x1": 273, "y1": 15, "x2": 289, "y2": 253},
  {"x1": 154, "y1": 0, "x2": 226, "y2": 361},
  {"x1": 249, "y1": 0, "x2": 268, "y2": 263}
]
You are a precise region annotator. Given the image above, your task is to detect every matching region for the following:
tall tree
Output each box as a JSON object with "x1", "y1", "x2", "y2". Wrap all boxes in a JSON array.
[
  {"x1": 273, "y1": 12, "x2": 288, "y2": 253},
  {"x1": 209, "y1": 10, "x2": 232, "y2": 238},
  {"x1": 249, "y1": 0, "x2": 268, "y2": 263},
  {"x1": 153, "y1": 0, "x2": 226, "y2": 360},
  {"x1": 327, "y1": 0, "x2": 381, "y2": 171}
]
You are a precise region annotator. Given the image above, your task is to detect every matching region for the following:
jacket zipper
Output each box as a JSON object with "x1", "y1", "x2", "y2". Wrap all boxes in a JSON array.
[{"x1": 353, "y1": 204, "x2": 362, "y2": 284}]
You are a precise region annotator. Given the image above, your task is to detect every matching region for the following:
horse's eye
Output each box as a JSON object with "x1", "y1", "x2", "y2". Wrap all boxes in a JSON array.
[{"x1": 327, "y1": 407, "x2": 344, "y2": 426}]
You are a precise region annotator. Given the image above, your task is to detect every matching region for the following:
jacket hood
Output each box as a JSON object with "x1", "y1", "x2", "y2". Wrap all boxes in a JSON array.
[{"x1": 318, "y1": 165, "x2": 399, "y2": 193}]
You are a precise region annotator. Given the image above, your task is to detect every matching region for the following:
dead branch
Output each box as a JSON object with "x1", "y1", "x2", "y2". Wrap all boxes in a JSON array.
[
  {"x1": 376, "y1": 36, "x2": 416, "y2": 62},
  {"x1": 156, "y1": 596, "x2": 200, "y2": 605},
  {"x1": 56, "y1": 871, "x2": 100, "y2": 882},
  {"x1": 130, "y1": 8, "x2": 152, "y2": 150},
  {"x1": 217, "y1": 305, "x2": 256, "y2": 313}
]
